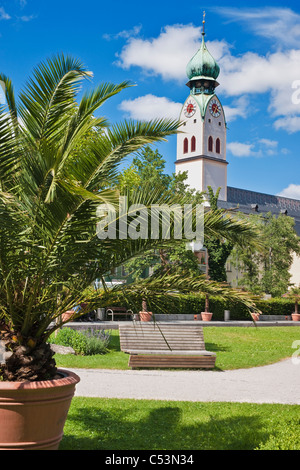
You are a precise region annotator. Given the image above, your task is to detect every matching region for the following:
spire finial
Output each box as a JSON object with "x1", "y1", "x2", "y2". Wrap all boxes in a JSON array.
[{"x1": 202, "y1": 11, "x2": 206, "y2": 36}]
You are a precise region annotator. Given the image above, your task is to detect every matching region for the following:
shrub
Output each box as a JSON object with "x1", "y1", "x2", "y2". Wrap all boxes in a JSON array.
[
  {"x1": 151, "y1": 294, "x2": 295, "y2": 320},
  {"x1": 50, "y1": 328, "x2": 110, "y2": 355},
  {"x1": 82, "y1": 329, "x2": 111, "y2": 355}
]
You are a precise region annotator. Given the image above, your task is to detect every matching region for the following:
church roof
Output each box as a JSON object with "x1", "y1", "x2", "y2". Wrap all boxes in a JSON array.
[
  {"x1": 219, "y1": 187, "x2": 300, "y2": 236},
  {"x1": 186, "y1": 33, "x2": 220, "y2": 81},
  {"x1": 193, "y1": 93, "x2": 214, "y2": 119}
]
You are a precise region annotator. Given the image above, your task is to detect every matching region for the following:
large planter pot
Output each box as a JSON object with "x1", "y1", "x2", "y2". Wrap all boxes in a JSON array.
[
  {"x1": 0, "y1": 369, "x2": 80, "y2": 450},
  {"x1": 139, "y1": 311, "x2": 153, "y2": 322},
  {"x1": 201, "y1": 312, "x2": 213, "y2": 322},
  {"x1": 292, "y1": 313, "x2": 300, "y2": 322}
]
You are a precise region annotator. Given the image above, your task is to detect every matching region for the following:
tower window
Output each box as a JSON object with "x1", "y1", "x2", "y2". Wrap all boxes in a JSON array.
[
  {"x1": 208, "y1": 136, "x2": 213, "y2": 152},
  {"x1": 216, "y1": 138, "x2": 221, "y2": 154},
  {"x1": 183, "y1": 138, "x2": 188, "y2": 154},
  {"x1": 219, "y1": 122, "x2": 222, "y2": 126},
  {"x1": 191, "y1": 136, "x2": 196, "y2": 152},
  {"x1": 193, "y1": 119, "x2": 197, "y2": 123}
]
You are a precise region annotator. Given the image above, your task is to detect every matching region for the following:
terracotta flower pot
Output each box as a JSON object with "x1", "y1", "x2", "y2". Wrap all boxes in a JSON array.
[
  {"x1": 139, "y1": 311, "x2": 152, "y2": 322},
  {"x1": 201, "y1": 312, "x2": 213, "y2": 321},
  {"x1": 292, "y1": 313, "x2": 300, "y2": 321},
  {"x1": 251, "y1": 313, "x2": 260, "y2": 322},
  {"x1": 194, "y1": 314, "x2": 202, "y2": 321},
  {"x1": 61, "y1": 310, "x2": 75, "y2": 322},
  {"x1": 0, "y1": 369, "x2": 80, "y2": 450}
]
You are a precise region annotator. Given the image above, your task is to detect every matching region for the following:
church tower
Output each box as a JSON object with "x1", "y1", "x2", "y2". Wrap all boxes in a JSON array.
[{"x1": 175, "y1": 15, "x2": 228, "y2": 201}]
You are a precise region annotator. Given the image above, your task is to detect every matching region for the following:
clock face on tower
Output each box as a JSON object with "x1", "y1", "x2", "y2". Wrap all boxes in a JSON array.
[
  {"x1": 183, "y1": 99, "x2": 196, "y2": 118},
  {"x1": 209, "y1": 99, "x2": 221, "y2": 118}
]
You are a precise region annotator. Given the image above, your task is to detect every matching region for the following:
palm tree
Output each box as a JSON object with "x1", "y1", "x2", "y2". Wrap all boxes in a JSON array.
[{"x1": 0, "y1": 54, "x2": 261, "y2": 382}]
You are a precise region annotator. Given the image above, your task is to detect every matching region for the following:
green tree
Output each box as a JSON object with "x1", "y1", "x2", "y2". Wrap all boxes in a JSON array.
[
  {"x1": 204, "y1": 186, "x2": 234, "y2": 282},
  {"x1": 232, "y1": 212, "x2": 300, "y2": 297},
  {"x1": 119, "y1": 146, "x2": 204, "y2": 279}
]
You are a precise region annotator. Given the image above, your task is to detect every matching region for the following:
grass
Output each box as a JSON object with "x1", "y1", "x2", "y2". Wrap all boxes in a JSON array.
[
  {"x1": 57, "y1": 326, "x2": 300, "y2": 451},
  {"x1": 60, "y1": 398, "x2": 300, "y2": 450},
  {"x1": 54, "y1": 327, "x2": 300, "y2": 371}
]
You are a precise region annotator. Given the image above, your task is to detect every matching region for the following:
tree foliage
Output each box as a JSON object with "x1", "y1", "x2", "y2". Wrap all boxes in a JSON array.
[
  {"x1": 232, "y1": 212, "x2": 300, "y2": 297},
  {"x1": 204, "y1": 186, "x2": 234, "y2": 282}
]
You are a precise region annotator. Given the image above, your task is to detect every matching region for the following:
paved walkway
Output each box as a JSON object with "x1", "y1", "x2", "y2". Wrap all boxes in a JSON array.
[{"x1": 70, "y1": 358, "x2": 300, "y2": 405}]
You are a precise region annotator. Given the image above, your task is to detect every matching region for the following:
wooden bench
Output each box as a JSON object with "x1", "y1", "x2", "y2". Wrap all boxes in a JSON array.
[
  {"x1": 119, "y1": 323, "x2": 216, "y2": 369},
  {"x1": 106, "y1": 307, "x2": 133, "y2": 321}
]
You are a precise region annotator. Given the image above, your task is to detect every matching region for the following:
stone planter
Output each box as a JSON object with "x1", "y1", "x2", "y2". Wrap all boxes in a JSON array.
[
  {"x1": 201, "y1": 312, "x2": 213, "y2": 321},
  {"x1": 0, "y1": 369, "x2": 80, "y2": 450}
]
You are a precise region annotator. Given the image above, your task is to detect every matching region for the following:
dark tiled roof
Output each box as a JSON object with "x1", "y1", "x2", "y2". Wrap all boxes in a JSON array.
[
  {"x1": 226, "y1": 187, "x2": 300, "y2": 213},
  {"x1": 218, "y1": 186, "x2": 300, "y2": 235}
]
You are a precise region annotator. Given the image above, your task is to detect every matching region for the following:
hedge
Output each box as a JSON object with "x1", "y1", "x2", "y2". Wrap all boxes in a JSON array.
[{"x1": 149, "y1": 295, "x2": 296, "y2": 321}]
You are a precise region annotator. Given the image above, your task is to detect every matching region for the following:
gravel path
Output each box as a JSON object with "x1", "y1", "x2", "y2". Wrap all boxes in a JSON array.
[{"x1": 69, "y1": 358, "x2": 300, "y2": 404}]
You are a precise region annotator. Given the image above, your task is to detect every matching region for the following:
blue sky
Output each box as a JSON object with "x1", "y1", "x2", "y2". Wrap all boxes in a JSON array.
[{"x1": 0, "y1": 0, "x2": 300, "y2": 199}]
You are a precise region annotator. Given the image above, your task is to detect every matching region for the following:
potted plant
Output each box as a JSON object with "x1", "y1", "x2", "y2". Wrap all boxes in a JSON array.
[
  {"x1": 139, "y1": 300, "x2": 153, "y2": 322},
  {"x1": 201, "y1": 294, "x2": 213, "y2": 321},
  {"x1": 284, "y1": 287, "x2": 300, "y2": 321},
  {"x1": 250, "y1": 311, "x2": 260, "y2": 322}
]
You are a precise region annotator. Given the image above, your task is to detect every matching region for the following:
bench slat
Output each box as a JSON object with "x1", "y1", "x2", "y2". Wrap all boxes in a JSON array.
[{"x1": 124, "y1": 349, "x2": 216, "y2": 356}]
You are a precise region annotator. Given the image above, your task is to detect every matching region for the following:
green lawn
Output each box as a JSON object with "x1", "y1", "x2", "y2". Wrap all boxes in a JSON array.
[
  {"x1": 54, "y1": 326, "x2": 300, "y2": 371},
  {"x1": 57, "y1": 327, "x2": 300, "y2": 451},
  {"x1": 60, "y1": 398, "x2": 300, "y2": 450}
]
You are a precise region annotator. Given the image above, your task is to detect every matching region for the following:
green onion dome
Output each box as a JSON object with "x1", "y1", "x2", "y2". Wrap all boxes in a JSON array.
[{"x1": 186, "y1": 34, "x2": 220, "y2": 81}]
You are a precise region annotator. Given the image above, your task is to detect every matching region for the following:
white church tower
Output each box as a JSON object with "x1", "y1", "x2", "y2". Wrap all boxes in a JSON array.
[{"x1": 175, "y1": 15, "x2": 228, "y2": 201}]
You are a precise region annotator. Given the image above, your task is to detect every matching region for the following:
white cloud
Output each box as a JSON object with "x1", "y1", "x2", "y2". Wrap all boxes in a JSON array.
[
  {"x1": 0, "y1": 7, "x2": 11, "y2": 20},
  {"x1": 115, "y1": 18, "x2": 300, "y2": 132},
  {"x1": 20, "y1": 14, "x2": 36, "y2": 22},
  {"x1": 119, "y1": 94, "x2": 182, "y2": 121},
  {"x1": 216, "y1": 7, "x2": 300, "y2": 48},
  {"x1": 103, "y1": 25, "x2": 142, "y2": 41},
  {"x1": 277, "y1": 184, "x2": 300, "y2": 200},
  {"x1": 223, "y1": 96, "x2": 249, "y2": 122},
  {"x1": 219, "y1": 49, "x2": 300, "y2": 103},
  {"x1": 227, "y1": 138, "x2": 280, "y2": 158},
  {"x1": 258, "y1": 138, "x2": 278, "y2": 148},
  {"x1": 227, "y1": 142, "x2": 255, "y2": 157},
  {"x1": 117, "y1": 24, "x2": 204, "y2": 81},
  {"x1": 274, "y1": 116, "x2": 300, "y2": 134}
]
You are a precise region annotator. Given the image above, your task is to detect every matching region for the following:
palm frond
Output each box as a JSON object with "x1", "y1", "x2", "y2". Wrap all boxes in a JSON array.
[{"x1": 94, "y1": 268, "x2": 259, "y2": 315}]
